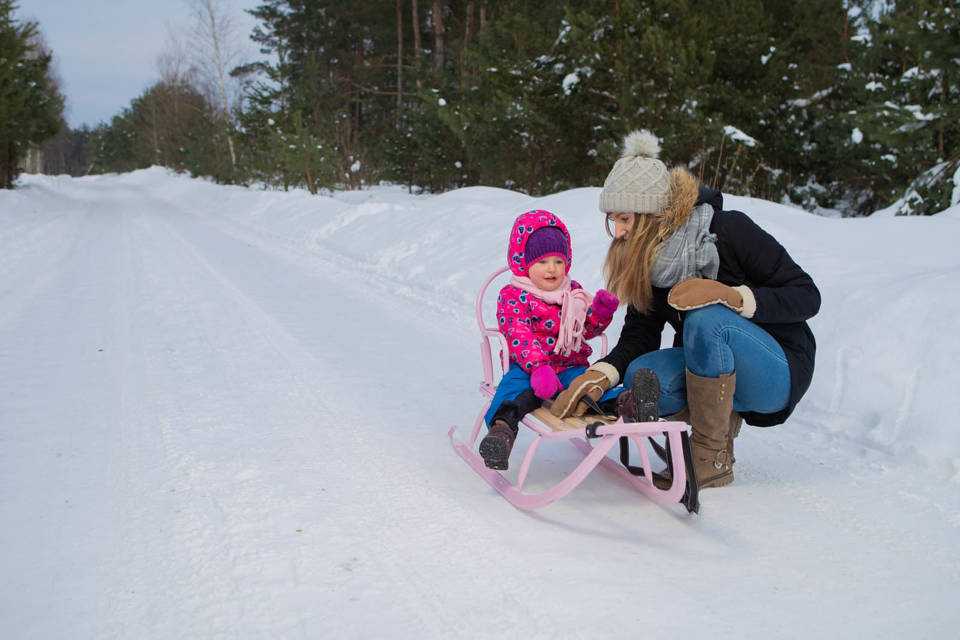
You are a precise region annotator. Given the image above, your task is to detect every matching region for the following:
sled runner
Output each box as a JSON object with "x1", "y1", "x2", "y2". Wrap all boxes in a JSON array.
[{"x1": 449, "y1": 266, "x2": 699, "y2": 513}]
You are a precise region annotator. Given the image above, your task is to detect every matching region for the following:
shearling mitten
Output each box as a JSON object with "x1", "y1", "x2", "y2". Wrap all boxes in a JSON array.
[
  {"x1": 549, "y1": 368, "x2": 611, "y2": 418},
  {"x1": 667, "y1": 278, "x2": 756, "y2": 317},
  {"x1": 530, "y1": 365, "x2": 563, "y2": 400}
]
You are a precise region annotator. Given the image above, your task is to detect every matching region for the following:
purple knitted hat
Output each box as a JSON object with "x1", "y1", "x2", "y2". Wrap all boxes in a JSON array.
[{"x1": 524, "y1": 226, "x2": 570, "y2": 269}]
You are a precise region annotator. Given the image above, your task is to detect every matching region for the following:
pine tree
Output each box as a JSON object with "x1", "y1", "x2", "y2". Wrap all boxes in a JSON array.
[
  {"x1": 239, "y1": 0, "x2": 401, "y2": 192},
  {"x1": 0, "y1": 0, "x2": 63, "y2": 188},
  {"x1": 443, "y1": 1, "x2": 572, "y2": 192},
  {"x1": 864, "y1": 0, "x2": 960, "y2": 215},
  {"x1": 87, "y1": 80, "x2": 221, "y2": 178}
]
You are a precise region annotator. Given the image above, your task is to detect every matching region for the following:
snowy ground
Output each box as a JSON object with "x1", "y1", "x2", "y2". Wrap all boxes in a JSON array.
[{"x1": 1, "y1": 168, "x2": 958, "y2": 638}]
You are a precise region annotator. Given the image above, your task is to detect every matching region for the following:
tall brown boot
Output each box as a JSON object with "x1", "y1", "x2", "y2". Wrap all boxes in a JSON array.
[
  {"x1": 685, "y1": 370, "x2": 736, "y2": 489},
  {"x1": 651, "y1": 406, "x2": 741, "y2": 490},
  {"x1": 729, "y1": 411, "x2": 743, "y2": 465}
]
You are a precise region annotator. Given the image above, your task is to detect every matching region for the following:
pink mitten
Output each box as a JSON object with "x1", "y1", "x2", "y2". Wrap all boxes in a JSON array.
[
  {"x1": 530, "y1": 365, "x2": 564, "y2": 400},
  {"x1": 592, "y1": 289, "x2": 620, "y2": 317}
]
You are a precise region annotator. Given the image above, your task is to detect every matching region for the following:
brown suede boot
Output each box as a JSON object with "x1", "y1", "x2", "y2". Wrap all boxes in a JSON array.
[
  {"x1": 685, "y1": 370, "x2": 736, "y2": 488},
  {"x1": 729, "y1": 411, "x2": 743, "y2": 465},
  {"x1": 652, "y1": 406, "x2": 741, "y2": 490}
]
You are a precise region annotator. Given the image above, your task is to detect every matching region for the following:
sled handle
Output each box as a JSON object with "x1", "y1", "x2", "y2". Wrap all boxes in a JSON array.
[
  {"x1": 475, "y1": 266, "x2": 511, "y2": 332},
  {"x1": 481, "y1": 330, "x2": 510, "y2": 387}
]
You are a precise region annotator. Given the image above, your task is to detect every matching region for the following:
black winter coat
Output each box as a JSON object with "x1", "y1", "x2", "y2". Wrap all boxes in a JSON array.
[{"x1": 598, "y1": 186, "x2": 821, "y2": 427}]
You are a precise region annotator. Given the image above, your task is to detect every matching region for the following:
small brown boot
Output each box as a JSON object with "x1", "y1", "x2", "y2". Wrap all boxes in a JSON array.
[
  {"x1": 479, "y1": 420, "x2": 518, "y2": 470},
  {"x1": 685, "y1": 370, "x2": 737, "y2": 489},
  {"x1": 616, "y1": 368, "x2": 661, "y2": 423}
]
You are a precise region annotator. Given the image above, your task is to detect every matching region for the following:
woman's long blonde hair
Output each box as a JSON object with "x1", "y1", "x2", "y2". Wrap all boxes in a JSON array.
[{"x1": 603, "y1": 168, "x2": 699, "y2": 313}]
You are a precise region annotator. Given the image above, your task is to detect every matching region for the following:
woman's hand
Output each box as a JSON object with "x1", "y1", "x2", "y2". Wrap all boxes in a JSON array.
[
  {"x1": 667, "y1": 278, "x2": 743, "y2": 313},
  {"x1": 548, "y1": 369, "x2": 611, "y2": 417}
]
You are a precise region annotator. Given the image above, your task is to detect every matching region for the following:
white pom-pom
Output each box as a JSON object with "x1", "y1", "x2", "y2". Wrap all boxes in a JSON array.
[{"x1": 621, "y1": 129, "x2": 660, "y2": 159}]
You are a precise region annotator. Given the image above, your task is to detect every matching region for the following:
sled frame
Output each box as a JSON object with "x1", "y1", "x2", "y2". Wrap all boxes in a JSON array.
[{"x1": 449, "y1": 266, "x2": 694, "y2": 511}]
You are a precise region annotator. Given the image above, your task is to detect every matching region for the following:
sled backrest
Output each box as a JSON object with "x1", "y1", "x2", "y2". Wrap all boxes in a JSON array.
[
  {"x1": 476, "y1": 266, "x2": 608, "y2": 390},
  {"x1": 476, "y1": 267, "x2": 512, "y2": 390}
]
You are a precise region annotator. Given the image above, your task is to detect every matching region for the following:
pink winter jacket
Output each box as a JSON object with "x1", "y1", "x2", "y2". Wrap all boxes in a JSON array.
[{"x1": 497, "y1": 210, "x2": 615, "y2": 374}]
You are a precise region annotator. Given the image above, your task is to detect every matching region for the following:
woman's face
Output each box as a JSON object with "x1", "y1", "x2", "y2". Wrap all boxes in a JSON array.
[{"x1": 606, "y1": 212, "x2": 636, "y2": 239}]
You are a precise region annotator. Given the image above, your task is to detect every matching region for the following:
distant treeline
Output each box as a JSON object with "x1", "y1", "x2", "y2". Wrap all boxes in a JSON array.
[{"x1": 11, "y1": 1, "x2": 960, "y2": 216}]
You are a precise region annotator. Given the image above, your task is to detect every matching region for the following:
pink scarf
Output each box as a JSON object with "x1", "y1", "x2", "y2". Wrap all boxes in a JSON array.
[{"x1": 510, "y1": 276, "x2": 594, "y2": 357}]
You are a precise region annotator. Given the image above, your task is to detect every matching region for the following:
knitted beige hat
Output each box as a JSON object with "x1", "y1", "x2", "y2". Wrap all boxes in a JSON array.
[{"x1": 599, "y1": 130, "x2": 670, "y2": 214}]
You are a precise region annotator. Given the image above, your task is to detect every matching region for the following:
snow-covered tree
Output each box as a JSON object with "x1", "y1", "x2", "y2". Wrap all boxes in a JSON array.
[{"x1": 0, "y1": 1, "x2": 63, "y2": 188}]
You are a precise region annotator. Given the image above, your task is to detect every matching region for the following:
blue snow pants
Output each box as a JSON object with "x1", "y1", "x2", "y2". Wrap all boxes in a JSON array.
[{"x1": 484, "y1": 364, "x2": 622, "y2": 426}]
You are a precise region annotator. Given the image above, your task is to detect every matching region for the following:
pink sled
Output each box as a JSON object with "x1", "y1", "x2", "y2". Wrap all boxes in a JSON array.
[{"x1": 449, "y1": 266, "x2": 699, "y2": 513}]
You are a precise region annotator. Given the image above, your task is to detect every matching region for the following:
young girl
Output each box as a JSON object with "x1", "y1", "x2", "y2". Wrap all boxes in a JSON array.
[{"x1": 479, "y1": 209, "x2": 620, "y2": 470}]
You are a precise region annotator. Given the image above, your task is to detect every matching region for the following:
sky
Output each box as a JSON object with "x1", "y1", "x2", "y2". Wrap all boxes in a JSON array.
[{"x1": 17, "y1": 0, "x2": 261, "y2": 128}]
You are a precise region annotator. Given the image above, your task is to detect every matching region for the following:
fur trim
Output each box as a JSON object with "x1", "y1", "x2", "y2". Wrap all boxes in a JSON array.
[
  {"x1": 588, "y1": 361, "x2": 621, "y2": 387},
  {"x1": 733, "y1": 285, "x2": 757, "y2": 318},
  {"x1": 659, "y1": 167, "x2": 700, "y2": 236},
  {"x1": 621, "y1": 130, "x2": 661, "y2": 159}
]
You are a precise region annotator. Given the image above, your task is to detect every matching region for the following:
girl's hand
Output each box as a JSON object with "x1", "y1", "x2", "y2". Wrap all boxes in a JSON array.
[
  {"x1": 592, "y1": 289, "x2": 620, "y2": 316},
  {"x1": 530, "y1": 365, "x2": 564, "y2": 400}
]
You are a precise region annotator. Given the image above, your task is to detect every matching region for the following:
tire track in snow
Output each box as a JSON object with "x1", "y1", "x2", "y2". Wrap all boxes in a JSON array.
[
  {"x1": 97, "y1": 207, "x2": 252, "y2": 637},
  {"x1": 0, "y1": 204, "x2": 128, "y2": 638},
  {"x1": 0, "y1": 212, "x2": 81, "y2": 332},
  {"x1": 142, "y1": 201, "x2": 557, "y2": 636}
]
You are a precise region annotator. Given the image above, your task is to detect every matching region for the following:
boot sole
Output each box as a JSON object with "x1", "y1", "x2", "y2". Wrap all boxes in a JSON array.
[
  {"x1": 652, "y1": 469, "x2": 733, "y2": 490},
  {"x1": 698, "y1": 470, "x2": 734, "y2": 489},
  {"x1": 631, "y1": 368, "x2": 661, "y2": 423},
  {"x1": 479, "y1": 437, "x2": 510, "y2": 470}
]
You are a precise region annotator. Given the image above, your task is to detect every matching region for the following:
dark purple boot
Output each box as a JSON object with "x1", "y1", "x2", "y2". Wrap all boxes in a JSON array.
[
  {"x1": 616, "y1": 368, "x2": 661, "y2": 423},
  {"x1": 479, "y1": 420, "x2": 519, "y2": 470}
]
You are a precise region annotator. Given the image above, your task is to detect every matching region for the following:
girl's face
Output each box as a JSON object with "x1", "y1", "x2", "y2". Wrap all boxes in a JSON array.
[
  {"x1": 606, "y1": 212, "x2": 636, "y2": 239},
  {"x1": 528, "y1": 256, "x2": 567, "y2": 291}
]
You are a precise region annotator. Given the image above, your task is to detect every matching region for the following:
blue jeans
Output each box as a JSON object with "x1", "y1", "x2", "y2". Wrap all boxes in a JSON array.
[
  {"x1": 623, "y1": 305, "x2": 791, "y2": 416},
  {"x1": 485, "y1": 364, "x2": 622, "y2": 426}
]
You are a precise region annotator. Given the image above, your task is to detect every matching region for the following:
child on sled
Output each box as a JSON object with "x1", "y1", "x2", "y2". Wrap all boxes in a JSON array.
[{"x1": 480, "y1": 209, "x2": 622, "y2": 470}]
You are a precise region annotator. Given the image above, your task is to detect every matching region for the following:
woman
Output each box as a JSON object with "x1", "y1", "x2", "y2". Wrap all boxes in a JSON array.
[{"x1": 550, "y1": 130, "x2": 820, "y2": 490}]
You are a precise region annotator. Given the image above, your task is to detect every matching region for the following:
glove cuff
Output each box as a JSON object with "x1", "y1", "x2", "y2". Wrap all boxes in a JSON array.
[
  {"x1": 732, "y1": 285, "x2": 757, "y2": 319},
  {"x1": 588, "y1": 361, "x2": 620, "y2": 387}
]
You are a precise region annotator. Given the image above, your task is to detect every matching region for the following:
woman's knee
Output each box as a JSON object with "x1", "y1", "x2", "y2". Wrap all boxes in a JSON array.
[
  {"x1": 682, "y1": 305, "x2": 736, "y2": 342},
  {"x1": 682, "y1": 305, "x2": 740, "y2": 376}
]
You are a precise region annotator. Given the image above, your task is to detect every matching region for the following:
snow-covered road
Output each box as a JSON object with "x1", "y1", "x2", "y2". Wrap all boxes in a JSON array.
[{"x1": 1, "y1": 173, "x2": 957, "y2": 638}]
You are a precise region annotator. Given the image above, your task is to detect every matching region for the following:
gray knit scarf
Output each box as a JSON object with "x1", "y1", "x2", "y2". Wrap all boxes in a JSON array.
[{"x1": 650, "y1": 203, "x2": 719, "y2": 288}]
